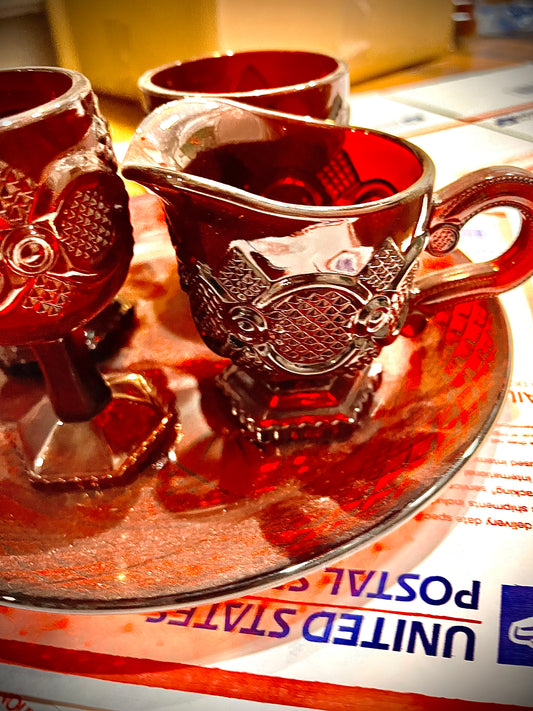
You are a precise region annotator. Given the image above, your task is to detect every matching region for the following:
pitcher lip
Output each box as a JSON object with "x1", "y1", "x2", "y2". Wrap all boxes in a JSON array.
[
  {"x1": 122, "y1": 97, "x2": 436, "y2": 218},
  {"x1": 138, "y1": 49, "x2": 348, "y2": 102},
  {"x1": 0, "y1": 66, "x2": 91, "y2": 132}
]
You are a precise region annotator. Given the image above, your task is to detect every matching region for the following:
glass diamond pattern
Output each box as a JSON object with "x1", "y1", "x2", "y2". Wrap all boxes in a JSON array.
[
  {"x1": 21, "y1": 275, "x2": 72, "y2": 316},
  {"x1": 265, "y1": 289, "x2": 358, "y2": 364},
  {"x1": 360, "y1": 238, "x2": 404, "y2": 289},
  {"x1": 190, "y1": 277, "x2": 227, "y2": 342},
  {"x1": 58, "y1": 187, "x2": 113, "y2": 263},
  {"x1": 218, "y1": 250, "x2": 267, "y2": 300},
  {"x1": 0, "y1": 160, "x2": 37, "y2": 226},
  {"x1": 317, "y1": 150, "x2": 359, "y2": 202}
]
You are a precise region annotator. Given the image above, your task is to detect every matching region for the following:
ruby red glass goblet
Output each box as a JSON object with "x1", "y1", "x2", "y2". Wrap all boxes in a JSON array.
[
  {"x1": 138, "y1": 49, "x2": 350, "y2": 123},
  {"x1": 0, "y1": 66, "x2": 174, "y2": 487}
]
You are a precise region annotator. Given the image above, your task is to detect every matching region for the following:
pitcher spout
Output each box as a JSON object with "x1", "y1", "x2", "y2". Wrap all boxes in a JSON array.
[{"x1": 122, "y1": 97, "x2": 289, "y2": 208}]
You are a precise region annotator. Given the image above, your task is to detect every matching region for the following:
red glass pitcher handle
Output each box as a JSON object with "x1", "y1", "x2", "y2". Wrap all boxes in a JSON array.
[{"x1": 412, "y1": 166, "x2": 533, "y2": 314}]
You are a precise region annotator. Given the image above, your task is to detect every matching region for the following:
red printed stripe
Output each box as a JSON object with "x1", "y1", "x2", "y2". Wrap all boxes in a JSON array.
[
  {"x1": 460, "y1": 101, "x2": 533, "y2": 124},
  {"x1": 0, "y1": 639, "x2": 523, "y2": 711},
  {"x1": 244, "y1": 594, "x2": 483, "y2": 624}
]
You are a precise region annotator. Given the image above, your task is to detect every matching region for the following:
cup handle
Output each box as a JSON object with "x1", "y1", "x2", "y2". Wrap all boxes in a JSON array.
[{"x1": 411, "y1": 165, "x2": 533, "y2": 315}]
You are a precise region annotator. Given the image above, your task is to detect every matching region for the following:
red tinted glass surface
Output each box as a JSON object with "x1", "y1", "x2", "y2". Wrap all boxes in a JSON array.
[
  {"x1": 0, "y1": 70, "x2": 92, "y2": 180},
  {"x1": 140, "y1": 50, "x2": 349, "y2": 121},
  {"x1": 0, "y1": 68, "x2": 73, "y2": 116},
  {"x1": 152, "y1": 50, "x2": 340, "y2": 94},
  {"x1": 183, "y1": 121, "x2": 423, "y2": 206}
]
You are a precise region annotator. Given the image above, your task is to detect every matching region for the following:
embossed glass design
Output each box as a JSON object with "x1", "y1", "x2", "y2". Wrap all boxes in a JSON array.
[
  {"x1": 0, "y1": 67, "x2": 175, "y2": 487},
  {"x1": 123, "y1": 98, "x2": 533, "y2": 444},
  {"x1": 138, "y1": 49, "x2": 350, "y2": 123}
]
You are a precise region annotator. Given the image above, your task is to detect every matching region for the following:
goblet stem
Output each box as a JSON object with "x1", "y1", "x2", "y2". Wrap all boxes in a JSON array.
[
  {"x1": 31, "y1": 330, "x2": 111, "y2": 423},
  {"x1": 0, "y1": 297, "x2": 136, "y2": 375},
  {"x1": 17, "y1": 331, "x2": 176, "y2": 488}
]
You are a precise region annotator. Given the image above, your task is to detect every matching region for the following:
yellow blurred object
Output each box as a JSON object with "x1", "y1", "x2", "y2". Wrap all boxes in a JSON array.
[
  {"x1": 217, "y1": 0, "x2": 454, "y2": 85},
  {"x1": 45, "y1": 0, "x2": 219, "y2": 99},
  {"x1": 45, "y1": 0, "x2": 453, "y2": 100}
]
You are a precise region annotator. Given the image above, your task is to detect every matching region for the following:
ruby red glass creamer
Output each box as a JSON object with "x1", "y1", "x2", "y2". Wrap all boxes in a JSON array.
[{"x1": 123, "y1": 98, "x2": 533, "y2": 444}]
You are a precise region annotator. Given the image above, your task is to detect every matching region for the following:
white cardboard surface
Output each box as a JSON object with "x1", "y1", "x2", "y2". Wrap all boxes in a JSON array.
[{"x1": 2, "y1": 64, "x2": 533, "y2": 711}]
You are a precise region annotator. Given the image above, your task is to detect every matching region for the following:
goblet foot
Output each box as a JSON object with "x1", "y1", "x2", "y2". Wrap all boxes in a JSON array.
[
  {"x1": 216, "y1": 363, "x2": 382, "y2": 445},
  {"x1": 0, "y1": 298, "x2": 135, "y2": 375},
  {"x1": 18, "y1": 373, "x2": 177, "y2": 489}
]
